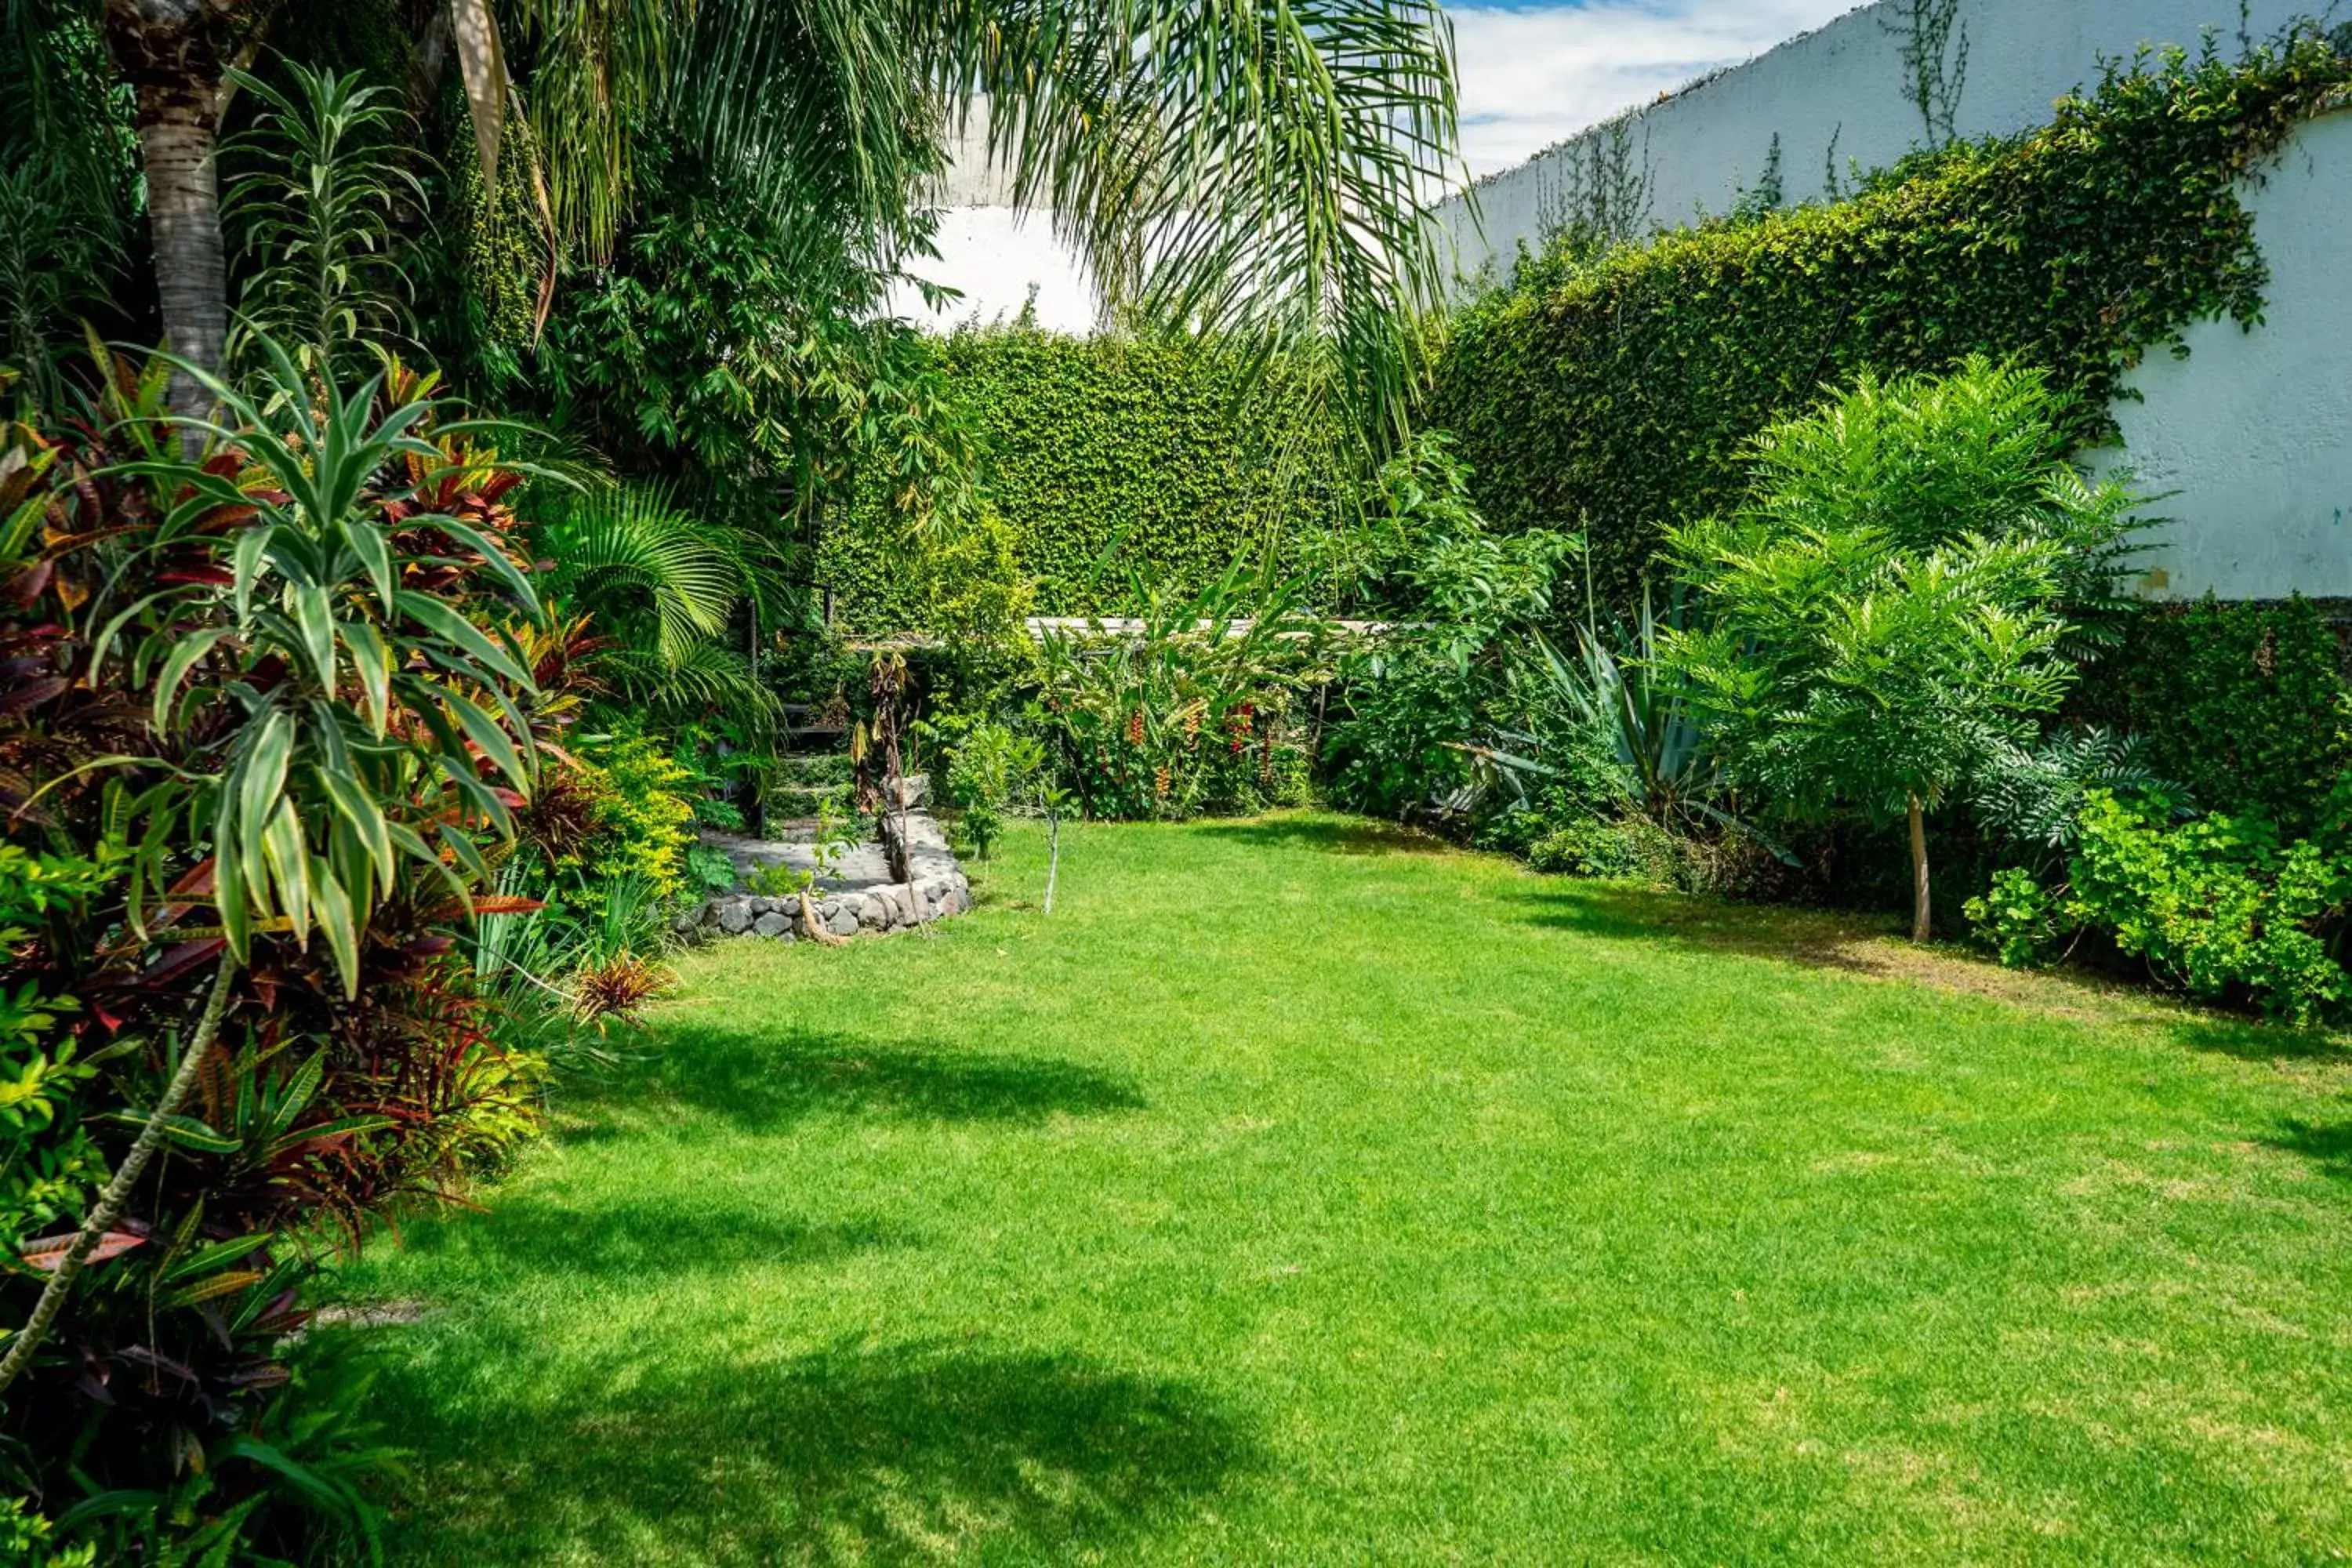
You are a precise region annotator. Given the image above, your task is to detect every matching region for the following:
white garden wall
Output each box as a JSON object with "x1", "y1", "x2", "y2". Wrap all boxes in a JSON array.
[{"x1": 1441, "y1": 0, "x2": 2352, "y2": 601}]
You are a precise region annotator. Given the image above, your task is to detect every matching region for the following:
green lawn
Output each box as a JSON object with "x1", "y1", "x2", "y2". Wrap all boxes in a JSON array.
[{"x1": 330, "y1": 814, "x2": 2352, "y2": 1565}]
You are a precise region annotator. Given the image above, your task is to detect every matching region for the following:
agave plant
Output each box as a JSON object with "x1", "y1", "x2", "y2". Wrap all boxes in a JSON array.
[{"x1": 1528, "y1": 589, "x2": 1714, "y2": 824}]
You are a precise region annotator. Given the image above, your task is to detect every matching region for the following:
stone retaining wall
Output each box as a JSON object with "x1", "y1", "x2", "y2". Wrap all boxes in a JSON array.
[{"x1": 677, "y1": 808, "x2": 974, "y2": 943}]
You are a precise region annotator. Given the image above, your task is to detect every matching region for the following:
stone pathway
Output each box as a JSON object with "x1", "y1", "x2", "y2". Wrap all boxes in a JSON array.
[{"x1": 681, "y1": 810, "x2": 974, "y2": 943}]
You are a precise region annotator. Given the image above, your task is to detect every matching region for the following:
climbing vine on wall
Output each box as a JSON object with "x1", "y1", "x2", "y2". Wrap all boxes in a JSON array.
[{"x1": 1432, "y1": 30, "x2": 2352, "y2": 606}]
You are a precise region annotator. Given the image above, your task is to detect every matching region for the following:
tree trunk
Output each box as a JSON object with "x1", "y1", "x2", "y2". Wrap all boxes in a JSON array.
[
  {"x1": 0, "y1": 960, "x2": 239, "y2": 1399},
  {"x1": 1907, "y1": 792, "x2": 1932, "y2": 943},
  {"x1": 105, "y1": 0, "x2": 230, "y2": 446},
  {"x1": 1044, "y1": 810, "x2": 1060, "y2": 914}
]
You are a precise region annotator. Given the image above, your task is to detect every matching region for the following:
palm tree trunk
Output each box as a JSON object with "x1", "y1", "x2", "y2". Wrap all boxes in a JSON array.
[
  {"x1": 1908, "y1": 792, "x2": 1932, "y2": 943},
  {"x1": 104, "y1": 0, "x2": 230, "y2": 444}
]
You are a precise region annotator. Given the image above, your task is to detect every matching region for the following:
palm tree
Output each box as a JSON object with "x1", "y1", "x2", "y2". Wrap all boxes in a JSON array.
[{"x1": 49, "y1": 0, "x2": 1461, "y2": 440}]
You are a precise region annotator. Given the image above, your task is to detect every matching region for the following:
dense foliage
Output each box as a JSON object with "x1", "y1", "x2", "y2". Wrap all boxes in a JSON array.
[
  {"x1": 1316, "y1": 434, "x2": 1582, "y2": 820},
  {"x1": 0, "y1": 346, "x2": 571, "y2": 1558},
  {"x1": 1432, "y1": 31, "x2": 2352, "y2": 604},
  {"x1": 1969, "y1": 791, "x2": 2352, "y2": 1024},
  {"x1": 1028, "y1": 560, "x2": 1323, "y2": 822},
  {"x1": 2081, "y1": 595, "x2": 2351, "y2": 837},
  {"x1": 1658, "y1": 360, "x2": 2141, "y2": 937},
  {"x1": 818, "y1": 325, "x2": 1348, "y2": 623}
]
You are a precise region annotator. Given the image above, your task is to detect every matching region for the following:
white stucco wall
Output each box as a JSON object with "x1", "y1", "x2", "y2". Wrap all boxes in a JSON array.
[
  {"x1": 1443, "y1": 0, "x2": 2352, "y2": 601},
  {"x1": 885, "y1": 208, "x2": 1102, "y2": 336},
  {"x1": 886, "y1": 103, "x2": 1106, "y2": 334},
  {"x1": 2094, "y1": 110, "x2": 2352, "y2": 600},
  {"x1": 1440, "y1": 0, "x2": 2332, "y2": 278}
]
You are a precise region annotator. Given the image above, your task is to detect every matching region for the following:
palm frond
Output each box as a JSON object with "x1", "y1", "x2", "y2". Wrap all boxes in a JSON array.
[
  {"x1": 600, "y1": 640, "x2": 782, "y2": 730},
  {"x1": 539, "y1": 485, "x2": 747, "y2": 668},
  {"x1": 667, "y1": 0, "x2": 1464, "y2": 450},
  {"x1": 949, "y1": 0, "x2": 1463, "y2": 446}
]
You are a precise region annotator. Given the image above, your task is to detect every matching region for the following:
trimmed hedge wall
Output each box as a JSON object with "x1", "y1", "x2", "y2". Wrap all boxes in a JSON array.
[
  {"x1": 819, "y1": 328, "x2": 1346, "y2": 626},
  {"x1": 1431, "y1": 34, "x2": 2352, "y2": 604},
  {"x1": 2080, "y1": 595, "x2": 2352, "y2": 834}
]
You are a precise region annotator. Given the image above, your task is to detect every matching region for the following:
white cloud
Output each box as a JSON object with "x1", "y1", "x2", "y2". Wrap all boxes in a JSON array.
[{"x1": 1448, "y1": 1, "x2": 1864, "y2": 175}]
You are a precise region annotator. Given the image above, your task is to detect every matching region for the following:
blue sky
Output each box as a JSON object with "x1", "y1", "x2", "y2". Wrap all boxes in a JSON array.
[{"x1": 1447, "y1": 1, "x2": 1861, "y2": 172}]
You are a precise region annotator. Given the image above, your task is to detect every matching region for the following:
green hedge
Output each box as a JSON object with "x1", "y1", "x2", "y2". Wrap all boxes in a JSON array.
[
  {"x1": 1432, "y1": 34, "x2": 2352, "y2": 604},
  {"x1": 819, "y1": 327, "x2": 1346, "y2": 626},
  {"x1": 2079, "y1": 596, "x2": 2352, "y2": 834}
]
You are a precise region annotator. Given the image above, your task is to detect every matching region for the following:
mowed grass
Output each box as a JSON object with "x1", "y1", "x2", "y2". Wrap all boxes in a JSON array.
[{"x1": 328, "y1": 813, "x2": 2352, "y2": 1565}]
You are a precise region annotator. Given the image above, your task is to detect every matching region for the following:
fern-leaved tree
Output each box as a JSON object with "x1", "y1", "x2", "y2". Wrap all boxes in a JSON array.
[{"x1": 1658, "y1": 358, "x2": 2143, "y2": 941}]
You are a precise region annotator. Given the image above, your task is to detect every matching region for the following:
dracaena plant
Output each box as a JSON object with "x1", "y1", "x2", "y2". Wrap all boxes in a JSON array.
[
  {"x1": 0, "y1": 335, "x2": 549, "y2": 1407},
  {"x1": 105, "y1": 337, "x2": 546, "y2": 990}
]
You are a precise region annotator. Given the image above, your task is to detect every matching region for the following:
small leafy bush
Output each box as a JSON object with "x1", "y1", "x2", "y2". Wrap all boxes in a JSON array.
[
  {"x1": 1968, "y1": 867, "x2": 2069, "y2": 969},
  {"x1": 1969, "y1": 791, "x2": 2352, "y2": 1024},
  {"x1": 576, "y1": 734, "x2": 700, "y2": 898},
  {"x1": 1529, "y1": 818, "x2": 1680, "y2": 882},
  {"x1": 1320, "y1": 434, "x2": 1580, "y2": 820},
  {"x1": 685, "y1": 841, "x2": 741, "y2": 895},
  {"x1": 922, "y1": 710, "x2": 1044, "y2": 860},
  {"x1": 746, "y1": 861, "x2": 812, "y2": 898}
]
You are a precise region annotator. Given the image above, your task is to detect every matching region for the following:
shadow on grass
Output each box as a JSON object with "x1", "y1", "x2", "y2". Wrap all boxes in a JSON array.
[
  {"x1": 2263, "y1": 1118, "x2": 2352, "y2": 1179},
  {"x1": 388, "y1": 1196, "x2": 916, "y2": 1276},
  {"x1": 372, "y1": 1341, "x2": 1258, "y2": 1566},
  {"x1": 2169, "y1": 1018, "x2": 2352, "y2": 1063},
  {"x1": 1193, "y1": 816, "x2": 1458, "y2": 858},
  {"x1": 1504, "y1": 880, "x2": 2350, "y2": 1059},
  {"x1": 1500, "y1": 879, "x2": 1903, "y2": 978},
  {"x1": 619, "y1": 1025, "x2": 1147, "y2": 1133}
]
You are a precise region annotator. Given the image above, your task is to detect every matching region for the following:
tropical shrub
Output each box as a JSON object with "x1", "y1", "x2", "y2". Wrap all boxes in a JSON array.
[
  {"x1": 1471, "y1": 590, "x2": 1734, "y2": 861},
  {"x1": 1319, "y1": 434, "x2": 1580, "y2": 820},
  {"x1": 0, "y1": 343, "x2": 561, "y2": 1558},
  {"x1": 528, "y1": 483, "x2": 778, "y2": 728},
  {"x1": 1033, "y1": 559, "x2": 1323, "y2": 822},
  {"x1": 0, "y1": 846, "x2": 114, "y2": 1276},
  {"x1": 573, "y1": 734, "x2": 701, "y2": 900},
  {"x1": 1660, "y1": 359, "x2": 2142, "y2": 938}
]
